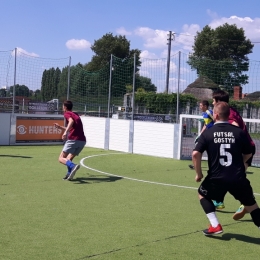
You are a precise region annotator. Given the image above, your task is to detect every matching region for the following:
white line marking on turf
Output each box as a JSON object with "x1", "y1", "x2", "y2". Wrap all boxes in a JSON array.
[{"x1": 80, "y1": 153, "x2": 260, "y2": 196}]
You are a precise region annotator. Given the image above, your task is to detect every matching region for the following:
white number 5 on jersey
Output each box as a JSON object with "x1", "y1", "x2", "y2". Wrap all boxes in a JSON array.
[{"x1": 219, "y1": 144, "x2": 232, "y2": 166}]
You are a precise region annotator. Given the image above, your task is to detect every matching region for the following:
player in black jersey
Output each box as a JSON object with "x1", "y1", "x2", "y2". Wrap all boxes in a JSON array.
[{"x1": 192, "y1": 102, "x2": 260, "y2": 235}]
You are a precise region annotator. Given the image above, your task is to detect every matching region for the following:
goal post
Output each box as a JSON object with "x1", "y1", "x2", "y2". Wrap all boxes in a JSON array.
[{"x1": 178, "y1": 114, "x2": 260, "y2": 167}]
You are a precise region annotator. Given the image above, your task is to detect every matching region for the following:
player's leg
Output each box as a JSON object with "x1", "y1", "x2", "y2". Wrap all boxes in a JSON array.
[
  {"x1": 233, "y1": 146, "x2": 255, "y2": 219},
  {"x1": 212, "y1": 192, "x2": 226, "y2": 210},
  {"x1": 58, "y1": 150, "x2": 77, "y2": 180},
  {"x1": 66, "y1": 140, "x2": 86, "y2": 180},
  {"x1": 245, "y1": 203, "x2": 260, "y2": 228},
  {"x1": 198, "y1": 178, "x2": 224, "y2": 235},
  {"x1": 59, "y1": 140, "x2": 79, "y2": 180},
  {"x1": 230, "y1": 178, "x2": 260, "y2": 228}
]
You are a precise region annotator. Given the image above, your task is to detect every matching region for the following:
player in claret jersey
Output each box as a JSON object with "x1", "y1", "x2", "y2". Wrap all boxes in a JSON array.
[{"x1": 54, "y1": 100, "x2": 86, "y2": 181}]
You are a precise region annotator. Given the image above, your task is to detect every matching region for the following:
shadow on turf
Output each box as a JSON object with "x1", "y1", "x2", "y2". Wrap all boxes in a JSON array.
[
  {"x1": 215, "y1": 209, "x2": 235, "y2": 214},
  {"x1": 209, "y1": 233, "x2": 260, "y2": 244},
  {"x1": 0, "y1": 155, "x2": 32, "y2": 158},
  {"x1": 71, "y1": 174, "x2": 122, "y2": 184}
]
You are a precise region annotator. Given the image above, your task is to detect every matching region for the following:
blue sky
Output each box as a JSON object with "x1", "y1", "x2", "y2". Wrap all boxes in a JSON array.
[
  {"x1": 1, "y1": 0, "x2": 259, "y2": 64},
  {"x1": 0, "y1": 0, "x2": 260, "y2": 94}
]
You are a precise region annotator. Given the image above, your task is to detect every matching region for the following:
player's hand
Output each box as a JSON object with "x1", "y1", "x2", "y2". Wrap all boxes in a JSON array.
[
  {"x1": 195, "y1": 173, "x2": 203, "y2": 182},
  {"x1": 62, "y1": 133, "x2": 67, "y2": 141},
  {"x1": 54, "y1": 123, "x2": 59, "y2": 129}
]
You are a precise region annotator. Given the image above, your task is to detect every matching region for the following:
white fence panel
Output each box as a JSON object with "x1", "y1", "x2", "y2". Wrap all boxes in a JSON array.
[
  {"x1": 0, "y1": 113, "x2": 11, "y2": 145},
  {"x1": 109, "y1": 119, "x2": 130, "y2": 152},
  {"x1": 81, "y1": 117, "x2": 106, "y2": 149},
  {"x1": 133, "y1": 121, "x2": 175, "y2": 158}
]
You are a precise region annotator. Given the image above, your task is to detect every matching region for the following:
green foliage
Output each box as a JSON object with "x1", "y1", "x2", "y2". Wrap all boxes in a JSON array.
[
  {"x1": 135, "y1": 75, "x2": 157, "y2": 92},
  {"x1": 188, "y1": 23, "x2": 253, "y2": 93},
  {"x1": 41, "y1": 67, "x2": 61, "y2": 101},
  {"x1": 8, "y1": 84, "x2": 30, "y2": 97},
  {"x1": 57, "y1": 66, "x2": 69, "y2": 99},
  {"x1": 84, "y1": 33, "x2": 142, "y2": 72},
  {"x1": 0, "y1": 88, "x2": 6, "y2": 97},
  {"x1": 135, "y1": 92, "x2": 197, "y2": 114},
  {"x1": 229, "y1": 99, "x2": 260, "y2": 113},
  {"x1": 126, "y1": 85, "x2": 133, "y2": 93}
]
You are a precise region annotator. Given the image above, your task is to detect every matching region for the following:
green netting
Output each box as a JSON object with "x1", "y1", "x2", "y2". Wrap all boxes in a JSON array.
[
  {"x1": 67, "y1": 63, "x2": 110, "y2": 116},
  {"x1": 1, "y1": 50, "x2": 260, "y2": 117},
  {"x1": 65, "y1": 55, "x2": 136, "y2": 116}
]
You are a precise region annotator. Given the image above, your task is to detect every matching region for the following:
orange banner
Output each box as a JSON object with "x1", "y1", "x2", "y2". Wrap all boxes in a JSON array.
[{"x1": 16, "y1": 117, "x2": 64, "y2": 143}]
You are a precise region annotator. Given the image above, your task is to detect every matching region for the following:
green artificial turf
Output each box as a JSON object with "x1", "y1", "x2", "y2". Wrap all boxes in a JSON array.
[{"x1": 1, "y1": 146, "x2": 260, "y2": 260}]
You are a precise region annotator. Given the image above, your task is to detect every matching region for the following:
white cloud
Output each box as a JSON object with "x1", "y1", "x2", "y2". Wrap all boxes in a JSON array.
[
  {"x1": 133, "y1": 14, "x2": 260, "y2": 56},
  {"x1": 66, "y1": 39, "x2": 91, "y2": 50},
  {"x1": 134, "y1": 27, "x2": 169, "y2": 49},
  {"x1": 12, "y1": 47, "x2": 39, "y2": 57},
  {"x1": 209, "y1": 15, "x2": 260, "y2": 41},
  {"x1": 206, "y1": 9, "x2": 218, "y2": 20},
  {"x1": 140, "y1": 50, "x2": 158, "y2": 59},
  {"x1": 134, "y1": 26, "x2": 197, "y2": 54},
  {"x1": 175, "y1": 24, "x2": 200, "y2": 52},
  {"x1": 116, "y1": 27, "x2": 132, "y2": 36}
]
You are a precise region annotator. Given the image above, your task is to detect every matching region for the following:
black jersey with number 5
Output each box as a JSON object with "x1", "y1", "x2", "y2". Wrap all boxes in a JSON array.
[{"x1": 194, "y1": 122, "x2": 252, "y2": 181}]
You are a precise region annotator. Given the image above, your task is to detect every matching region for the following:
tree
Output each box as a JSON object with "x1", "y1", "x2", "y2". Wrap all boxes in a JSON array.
[
  {"x1": 8, "y1": 84, "x2": 30, "y2": 97},
  {"x1": 52, "y1": 67, "x2": 61, "y2": 98},
  {"x1": 34, "y1": 89, "x2": 41, "y2": 100},
  {"x1": 41, "y1": 69, "x2": 48, "y2": 101},
  {"x1": 41, "y1": 67, "x2": 61, "y2": 101},
  {"x1": 58, "y1": 66, "x2": 69, "y2": 99},
  {"x1": 188, "y1": 23, "x2": 253, "y2": 93},
  {"x1": 84, "y1": 33, "x2": 141, "y2": 71},
  {"x1": 83, "y1": 33, "x2": 144, "y2": 98},
  {"x1": 135, "y1": 75, "x2": 157, "y2": 92},
  {"x1": 0, "y1": 89, "x2": 6, "y2": 97}
]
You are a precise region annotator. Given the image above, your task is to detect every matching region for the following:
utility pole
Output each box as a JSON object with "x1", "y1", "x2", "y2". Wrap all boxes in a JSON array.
[{"x1": 165, "y1": 31, "x2": 174, "y2": 94}]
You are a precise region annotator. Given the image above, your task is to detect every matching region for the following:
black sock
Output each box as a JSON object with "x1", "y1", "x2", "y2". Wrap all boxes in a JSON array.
[
  {"x1": 200, "y1": 197, "x2": 215, "y2": 214},
  {"x1": 250, "y1": 208, "x2": 260, "y2": 227}
]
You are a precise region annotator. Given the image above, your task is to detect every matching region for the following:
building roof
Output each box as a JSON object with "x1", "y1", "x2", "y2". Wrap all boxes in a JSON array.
[{"x1": 182, "y1": 76, "x2": 219, "y2": 100}]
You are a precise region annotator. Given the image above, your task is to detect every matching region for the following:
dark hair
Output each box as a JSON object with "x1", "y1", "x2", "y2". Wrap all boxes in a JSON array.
[
  {"x1": 213, "y1": 101, "x2": 230, "y2": 120},
  {"x1": 200, "y1": 100, "x2": 209, "y2": 107},
  {"x1": 63, "y1": 100, "x2": 73, "y2": 111},
  {"x1": 212, "y1": 89, "x2": 229, "y2": 103}
]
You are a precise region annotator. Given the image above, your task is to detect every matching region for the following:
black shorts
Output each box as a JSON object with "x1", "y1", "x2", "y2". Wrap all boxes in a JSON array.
[
  {"x1": 246, "y1": 145, "x2": 256, "y2": 167},
  {"x1": 198, "y1": 175, "x2": 256, "y2": 206}
]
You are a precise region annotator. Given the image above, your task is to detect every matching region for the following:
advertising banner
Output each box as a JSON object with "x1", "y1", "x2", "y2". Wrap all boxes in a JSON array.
[{"x1": 16, "y1": 116, "x2": 64, "y2": 143}]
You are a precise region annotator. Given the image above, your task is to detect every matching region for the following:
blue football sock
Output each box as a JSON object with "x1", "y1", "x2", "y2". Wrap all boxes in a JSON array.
[{"x1": 66, "y1": 160, "x2": 75, "y2": 168}]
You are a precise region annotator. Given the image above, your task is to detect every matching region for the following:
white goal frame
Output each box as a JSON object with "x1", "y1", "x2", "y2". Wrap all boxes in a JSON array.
[{"x1": 178, "y1": 114, "x2": 260, "y2": 167}]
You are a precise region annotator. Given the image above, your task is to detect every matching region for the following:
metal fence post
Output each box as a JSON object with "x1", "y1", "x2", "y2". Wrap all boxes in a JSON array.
[
  {"x1": 131, "y1": 53, "x2": 136, "y2": 120},
  {"x1": 104, "y1": 55, "x2": 113, "y2": 150},
  {"x1": 107, "y1": 54, "x2": 113, "y2": 118},
  {"x1": 129, "y1": 53, "x2": 136, "y2": 153},
  {"x1": 67, "y1": 56, "x2": 71, "y2": 100},
  {"x1": 12, "y1": 48, "x2": 17, "y2": 114},
  {"x1": 176, "y1": 51, "x2": 181, "y2": 123}
]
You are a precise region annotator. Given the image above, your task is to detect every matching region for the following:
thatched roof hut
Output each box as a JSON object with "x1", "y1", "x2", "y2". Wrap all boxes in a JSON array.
[{"x1": 182, "y1": 76, "x2": 219, "y2": 100}]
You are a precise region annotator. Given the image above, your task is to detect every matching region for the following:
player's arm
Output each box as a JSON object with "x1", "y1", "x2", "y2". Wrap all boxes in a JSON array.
[
  {"x1": 243, "y1": 153, "x2": 252, "y2": 164},
  {"x1": 192, "y1": 150, "x2": 203, "y2": 182},
  {"x1": 54, "y1": 123, "x2": 66, "y2": 130},
  {"x1": 200, "y1": 124, "x2": 206, "y2": 134},
  {"x1": 231, "y1": 121, "x2": 239, "y2": 127},
  {"x1": 63, "y1": 117, "x2": 74, "y2": 136}
]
